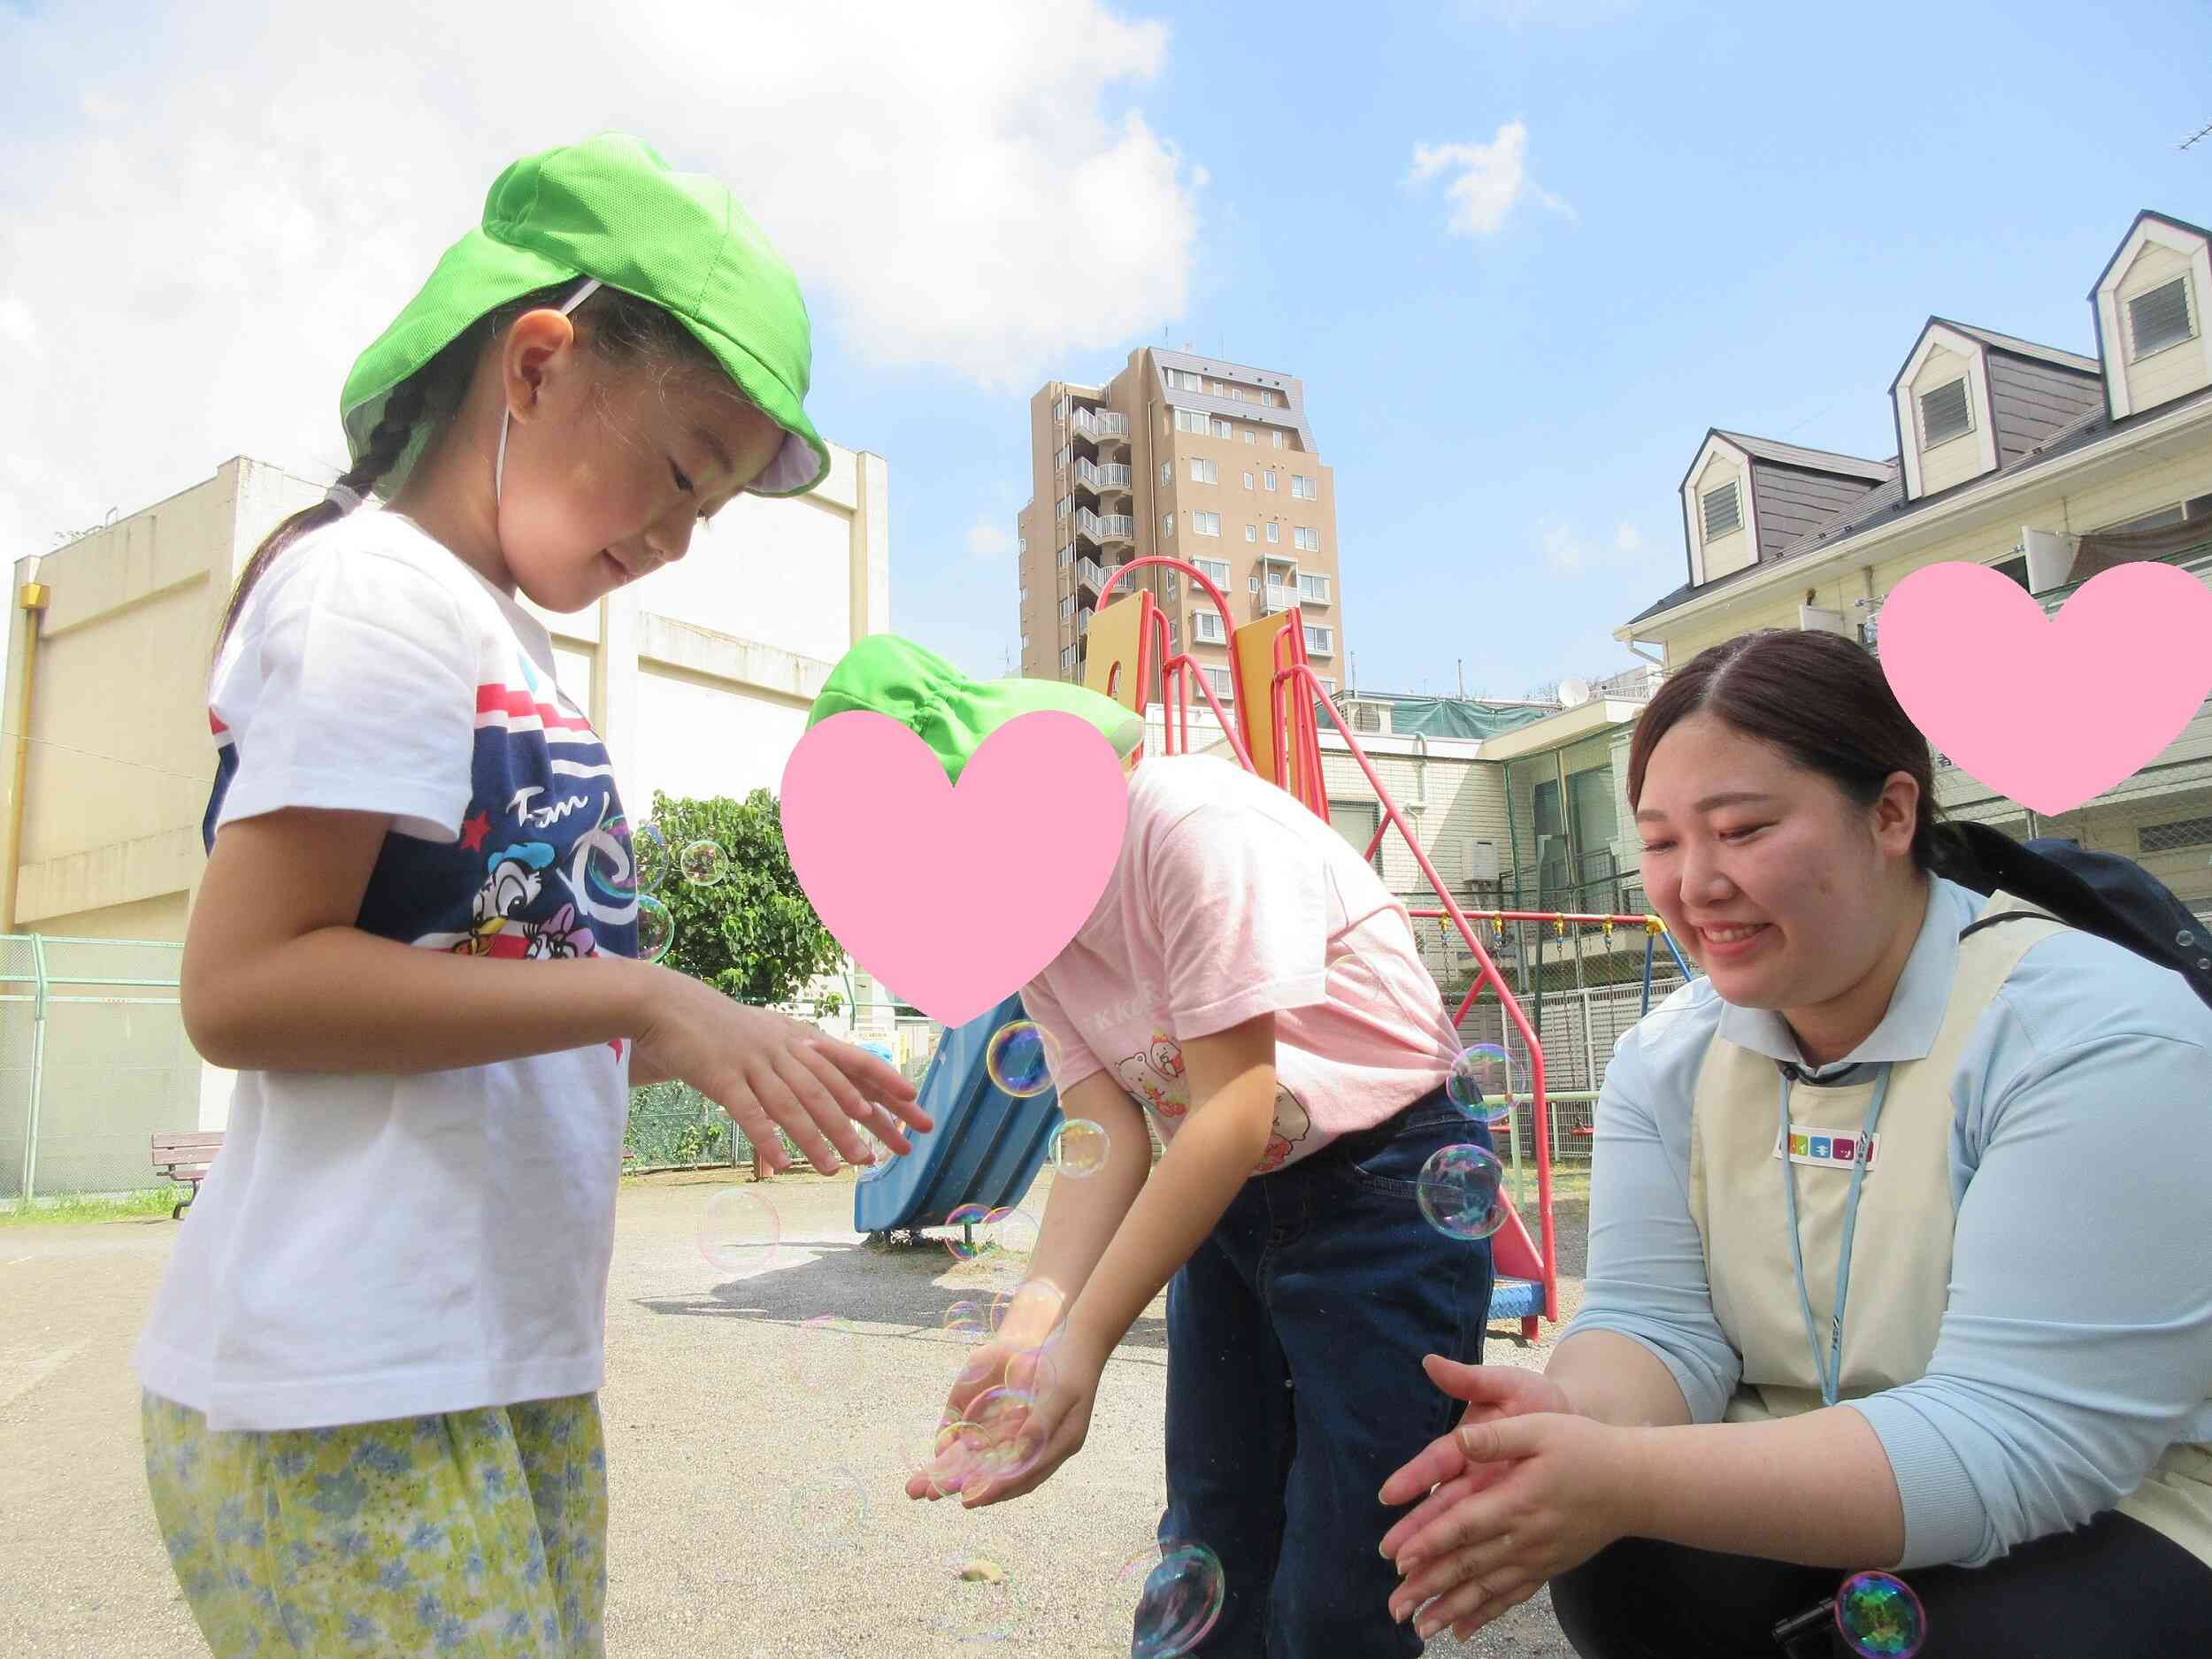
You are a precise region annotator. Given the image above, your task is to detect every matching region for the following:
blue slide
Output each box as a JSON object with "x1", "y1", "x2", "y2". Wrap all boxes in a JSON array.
[{"x1": 854, "y1": 992, "x2": 1064, "y2": 1238}]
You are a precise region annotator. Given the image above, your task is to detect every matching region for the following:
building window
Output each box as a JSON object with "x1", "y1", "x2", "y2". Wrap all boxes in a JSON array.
[
  {"x1": 1919, "y1": 377, "x2": 1973, "y2": 447},
  {"x1": 1163, "y1": 511, "x2": 1174, "y2": 538},
  {"x1": 1249, "y1": 575, "x2": 1260, "y2": 593},
  {"x1": 1018, "y1": 582, "x2": 1028, "y2": 606},
  {"x1": 1245, "y1": 524, "x2": 1257, "y2": 542},
  {"x1": 1168, "y1": 618, "x2": 1180, "y2": 652},
  {"x1": 1243, "y1": 471, "x2": 1254, "y2": 489},
  {"x1": 1195, "y1": 612, "x2": 1226, "y2": 644},
  {"x1": 1316, "y1": 675, "x2": 1336, "y2": 696},
  {"x1": 1055, "y1": 445, "x2": 1071, "y2": 471},
  {"x1": 1192, "y1": 511, "x2": 1222, "y2": 536},
  {"x1": 1174, "y1": 409, "x2": 1209, "y2": 434},
  {"x1": 1019, "y1": 632, "x2": 1029, "y2": 652},
  {"x1": 1189, "y1": 457, "x2": 1219, "y2": 485},
  {"x1": 1051, "y1": 396, "x2": 1066, "y2": 421},
  {"x1": 1212, "y1": 417, "x2": 1233, "y2": 439},
  {"x1": 1164, "y1": 367, "x2": 1202, "y2": 391},
  {"x1": 1303, "y1": 624, "x2": 1333, "y2": 655},
  {"x1": 2128, "y1": 275, "x2": 2196, "y2": 360},
  {"x1": 1294, "y1": 526, "x2": 1320, "y2": 552},
  {"x1": 1245, "y1": 429, "x2": 1256, "y2": 443},
  {"x1": 1018, "y1": 534, "x2": 1026, "y2": 554},
  {"x1": 1194, "y1": 557, "x2": 1230, "y2": 585},
  {"x1": 1292, "y1": 474, "x2": 1315, "y2": 499},
  {"x1": 1263, "y1": 469, "x2": 1277, "y2": 491},
  {"x1": 1272, "y1": 430, "x2": 1286, "y2": 449},
  {"x1": 1056, "y1": 543, "x2": 1074, "y2": 569},
  {"x1": 1700, "y1": 480, "x2": 1742, "y2": 541},
  {"x1": 1063, "y1": 645, "x2": 1077, "y2": 672},
  {"x1": 1327, "y1": 799, "x2": 1383, "y2": 874},
  {"x1": 1161, "y1": 461, "x2": 1171, "y2": 486},
  {"x1": 1207, "y1": 665, "x2": 1236, "y2": 703},
  {"x1": 1056, "y1": 494, "x2": 1071, "y2": 519},
  {"x1": 1266, "y1": 523, "x2": 1280, "y2": 543},
  {"x1": 1297, "y1": 572, "x2": 1331, "y2": 602},
  {"x1": 2140, "y1": 813, "x2": 2212, "y2": 854},
  {"x1": 1165, "y1": 573, "x2": 1179, "y2": 602},
  {"x1": 1060, "y1": 595, "x2": 1074, "y2": 620}
]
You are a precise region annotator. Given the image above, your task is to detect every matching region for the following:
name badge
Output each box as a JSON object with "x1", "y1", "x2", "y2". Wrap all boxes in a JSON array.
[{"x1": 1771, "y1": 1125, "x2": 1879, "y2": 1170}]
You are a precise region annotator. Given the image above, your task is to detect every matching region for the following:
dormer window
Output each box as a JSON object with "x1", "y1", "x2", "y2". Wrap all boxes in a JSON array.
[
  {"x1": 2128, "y1": 275, "x2": 2195, "y2": 360},
  {"x1": 1918, "y1": 376, "x2": 1973, "y2": 446},
  {"x1": 1701, "y1": 480, "x2": 1742, "y2": 541}
]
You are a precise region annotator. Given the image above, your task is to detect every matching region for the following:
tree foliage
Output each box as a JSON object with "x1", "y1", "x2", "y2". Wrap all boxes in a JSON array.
[{"x1": 641, "y1": 788, "x2": 845, "y2": 1013}]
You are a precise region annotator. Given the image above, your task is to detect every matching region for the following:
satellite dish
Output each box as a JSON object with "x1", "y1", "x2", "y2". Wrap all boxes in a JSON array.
[{"x1": 1558, "y1": 678, "x2": 1592, "y2": 708}]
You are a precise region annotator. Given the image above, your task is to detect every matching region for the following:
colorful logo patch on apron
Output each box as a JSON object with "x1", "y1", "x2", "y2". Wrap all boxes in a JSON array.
[{"x1": 1772, "y1": 1125, "x2": 1880, "y2": 1169}]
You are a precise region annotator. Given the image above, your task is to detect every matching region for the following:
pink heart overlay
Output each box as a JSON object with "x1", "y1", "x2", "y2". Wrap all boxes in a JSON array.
[
  {"x1": 1878, "y1": 561, "x2": 2212, "y2": 818},
  {"x1": 780, "y1": 710, "x2": 1131, "y2": 1028}
]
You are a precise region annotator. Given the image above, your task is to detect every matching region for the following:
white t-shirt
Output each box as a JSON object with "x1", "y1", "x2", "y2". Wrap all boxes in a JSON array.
[
  {"x1": 1021, "y1": 755, "x2": 1463, "y2": 1176},
  {"x1": 135, "y1": 508, "x2": 640, "y2": 1431}
]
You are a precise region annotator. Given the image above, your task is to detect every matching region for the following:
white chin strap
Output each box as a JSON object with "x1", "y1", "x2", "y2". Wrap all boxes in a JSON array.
[{"x1": 495, "y1": 277, "x2": 604, "y2": 509}]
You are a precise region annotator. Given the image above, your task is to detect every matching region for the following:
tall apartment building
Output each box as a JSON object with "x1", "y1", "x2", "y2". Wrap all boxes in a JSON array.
[{"x1": 1015, "y1": 348, "x2": 1347, "y2": 709}]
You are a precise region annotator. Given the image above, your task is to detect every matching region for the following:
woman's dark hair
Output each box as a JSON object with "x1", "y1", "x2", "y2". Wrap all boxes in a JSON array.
[
  {"x1": 1625, "y1": 627, "x2": 1945, "y2": 870},
  {"x1": 214, "y1": 282, "x2": 726, "y2": 657}
]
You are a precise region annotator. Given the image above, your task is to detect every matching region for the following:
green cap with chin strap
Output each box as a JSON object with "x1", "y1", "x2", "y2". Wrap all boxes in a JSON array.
[{"x1": 809, "y1": 634, "x2": 1145, "y2": 786}]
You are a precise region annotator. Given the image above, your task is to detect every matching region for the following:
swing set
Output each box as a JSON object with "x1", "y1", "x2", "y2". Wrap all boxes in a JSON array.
[{"x1": 1079, "y1": 559, "x2": 1694, "y2": 1339}]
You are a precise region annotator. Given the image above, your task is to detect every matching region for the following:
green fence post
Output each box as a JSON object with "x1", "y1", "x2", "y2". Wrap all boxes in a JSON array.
[{"x1": 21, "y1": 935, "x2": 49, "y2": 1204}]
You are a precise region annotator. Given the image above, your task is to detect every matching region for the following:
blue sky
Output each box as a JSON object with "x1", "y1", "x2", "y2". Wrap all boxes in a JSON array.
[
  {"x1": 4, "y1": 0, "x2": 2208, "y2": 701},
  {"x1": 799, "y1": 0, "x2": 2212, "y2": 692}
]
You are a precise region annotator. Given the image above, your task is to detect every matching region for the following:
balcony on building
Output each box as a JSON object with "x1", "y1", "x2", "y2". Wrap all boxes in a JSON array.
[
  {"x1": 1075, "y1": 507, "x2": 1135, "y2": 546},
  {"x1": 1261, "y1": 581, "x2": 1295, "y2": 615},
  {"x1": 1070, "y1": 405, "x2": 1131, "y2": 449},
  {"x1": 1073, "y1": 457, "x2": 1133, "y2": 497},
  {"x1": 1075, "y1": 554, "x2": 1118, "y2": 598}
]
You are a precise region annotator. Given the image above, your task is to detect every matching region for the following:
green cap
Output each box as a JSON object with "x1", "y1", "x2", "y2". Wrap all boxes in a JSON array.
[
  {"x1": 810, "y1": 634, "x2": 1146, "y2": 786},
  {"x1": 341, "y1": 132, "x2": 829, "y2": 501}
]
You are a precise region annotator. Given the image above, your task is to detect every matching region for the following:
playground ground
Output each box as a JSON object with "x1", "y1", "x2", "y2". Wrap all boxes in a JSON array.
[{"x1": 0, "y1": 1166, "x2": 1591, "y2": 1658}]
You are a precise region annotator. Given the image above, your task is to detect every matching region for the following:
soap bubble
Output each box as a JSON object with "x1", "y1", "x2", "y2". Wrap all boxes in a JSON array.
[
  {"x1": 1835, "y1": 1571, "x2": 1926, "y2": 1657},
  {"x1": 983, "y1": 1206, "x2": 1040, "y2": 1262},
  {"x1": 990, "y1": 1278, "x2": 1067, "y2": 1344},
  {"x1": 943, "y1": 1301, "x2": 988, "y2": 1344},
  {"x1": 1416, "y1": 1144, "x2": 1510, "y2": 1240},
  {"x1": 985, "y1": 1020, "x2": 1059, "y2": 1097},
  {"x1": 903, "y1": 1407, "x2": 985, "y2": 1498},
  {"x1": 949, "y1": 1386, "x2": 1049, "y2": 1487},
  {"x1": 934, "y1": 1552, "x2": 1015, "y2": 1645},
  {"x1": 1049, "y1": 1117, "x2": 1110, "y2": 1178},
  {"x1": 635, "y1": 895, "x2": 674, "y2": 962},
  {"x1": 631, "y1": 821, "x2": 671, "y2": 894},
  {"x1": 680, "y1": 838, "x2": 728, "y2": 887},
  {"x1": 788, "y1": 1466, "x2": 867, "y2": 1549},
  {"x1": 1117, "y1": 1538, "x2": 1226, "y2": 1658},
  {"x1": 1447, "y1": 1042, "x2": 1516, "y2": 1127},
  {"x1": 787, "y1": 1314, "x2": 864, "y2": 1395},
  {"x1": 697, "y1": 1187, "x2": 780, "y2": 1278},
  {"x1": 944, "y1": 1202, "x2": 993, "y2": 1263}
]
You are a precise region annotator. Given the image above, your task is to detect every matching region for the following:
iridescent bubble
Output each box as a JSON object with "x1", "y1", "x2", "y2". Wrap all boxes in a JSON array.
[
  {"x1": 1447, "y1": 1042, "x2": 1516, "y2": 1128},
  {"x1": 787, "y1": 1313, "x2": 864, "y2": 1394},
  {"x1": 697, "y1": 1187, "x2": 780, "y2": 1278},
  {"x1": 1835, "y1": 1571, "x2": 1926, "y2": 1658},
  {"x1": 944, "y1": 1202, "x2": 993, "y2": 1263},
  {"x1": 631, "y1": 821, "x2": 671, "y2": 894},
  {"x1": 1416, "y1": 1144, "x2": 1511, "y2": 1240},
  {"x1": 903, "y1": 1408, "x2": 983, "y2": 1497},
  {"x1": 635, "y1": 894, "x2": 674, "y2": 963},
  {"x1": 1118, "y1": 1539, "x2": 1226, "y2": 1659},
  {"x1": 985, "y1": 1020, "x2": 1060, "y2": 1098},
  {"x1": 983, "y1": 1206, "x2": 1041, "y2": 1263},
  {"x1": 943, "y1": 1301, "x2": 988, "y2": 1344},
  {"x1": 788, "y1": 1465, "x2": 867, "y2": 1549},
  {"x1": 952, "y1": 1386, "x2": 1048, "y2": 1486},
  {"x1": 936, "y1": 1553, "x2": 1015, "y2": 1645},
  {"x1": 989, "y1": 1278, "x2": 1067, "y2": 1343},
  {"x1": 680, "y1": 838, "x2": 728, "y2": 887},
  {"x1": 1049, "y1": 1117, "x2": 1110, "y2": 1178}
]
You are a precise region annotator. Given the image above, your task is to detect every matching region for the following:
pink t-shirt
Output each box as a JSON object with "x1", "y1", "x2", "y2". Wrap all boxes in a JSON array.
[{"x1": 1020, "y1": 754, "x2": 1461, "y2": 1176}]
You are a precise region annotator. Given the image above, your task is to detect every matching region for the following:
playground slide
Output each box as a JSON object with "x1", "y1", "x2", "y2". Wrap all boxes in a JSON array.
[{"x1": 853, "y1": 991, "x2": 1064, "y2": 1240}]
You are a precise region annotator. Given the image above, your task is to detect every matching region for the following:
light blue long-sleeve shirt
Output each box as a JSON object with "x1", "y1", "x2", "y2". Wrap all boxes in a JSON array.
[{"x1": 1559, "y1": 874, "x2": 2212, "y2": 1569}]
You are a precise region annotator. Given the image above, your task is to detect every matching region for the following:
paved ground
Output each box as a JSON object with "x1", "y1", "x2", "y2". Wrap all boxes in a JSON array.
[{"x1": 0, "y1": 1167, "x2": 1587, "y2": 1658}]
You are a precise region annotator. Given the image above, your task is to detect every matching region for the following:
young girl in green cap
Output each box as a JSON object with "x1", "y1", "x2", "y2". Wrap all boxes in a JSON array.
[
  {"x1": 810, "y1": 634, "x2": 1495, "y2": 1657},
  {"x1": 134, "y1": 134, "x2": 928, "y2": 1659}
]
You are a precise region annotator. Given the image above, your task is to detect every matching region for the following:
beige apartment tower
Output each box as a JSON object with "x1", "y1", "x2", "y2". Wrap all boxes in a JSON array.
[{"x1": 1016, "y1": 349, "x2": 1347, "y2": 710}]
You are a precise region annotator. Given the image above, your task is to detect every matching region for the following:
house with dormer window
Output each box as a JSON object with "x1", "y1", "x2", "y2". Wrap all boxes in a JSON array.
[{"x1": 1617, "y1": 208, "x2": 2212, "y2": 927}]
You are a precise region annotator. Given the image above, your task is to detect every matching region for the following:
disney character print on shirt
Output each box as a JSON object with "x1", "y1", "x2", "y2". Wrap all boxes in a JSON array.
[{"x1": 1113, "y1": 1029, "x2": 1313, "y2": 1174}]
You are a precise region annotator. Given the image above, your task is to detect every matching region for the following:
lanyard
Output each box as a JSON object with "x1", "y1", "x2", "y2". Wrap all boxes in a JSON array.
[{"x1": 1778, "y1": 1063, "x2": 1893, "y2": 1409}]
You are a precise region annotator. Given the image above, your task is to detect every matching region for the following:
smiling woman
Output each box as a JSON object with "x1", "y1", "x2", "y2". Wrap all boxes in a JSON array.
[{"x1": 1379, "y1": 627, "x2": 2212, "y2": 1654}]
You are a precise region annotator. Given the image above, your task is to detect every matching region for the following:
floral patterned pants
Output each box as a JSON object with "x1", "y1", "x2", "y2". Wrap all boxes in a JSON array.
[{"x1": 142, "y1": 1390, "x2": 607, "y2": 1657}]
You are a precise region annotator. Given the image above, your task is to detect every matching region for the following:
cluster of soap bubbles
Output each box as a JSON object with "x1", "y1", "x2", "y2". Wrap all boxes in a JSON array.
[
  {"x1": 983, "y1": 1018, "x2": 1112, "y2": 1180},
  {"x1": 942, "y1": 1202, "x2": 1042, "y2": 1266},
  {"x1": 1835, "y1": 1571, "x2": 1926, "y2": 1657},
  {"x1": 609, "y1": 817, "x2": 735, "y2": 964},
  {"x1": 1407, "y1": 1042, "x2": 1520, "y2": 1244}
]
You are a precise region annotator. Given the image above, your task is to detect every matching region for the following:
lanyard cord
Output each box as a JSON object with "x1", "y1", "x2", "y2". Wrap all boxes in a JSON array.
[{"x1": 1779, "y1": 1064, "x2": 1893, "y2": 1409}]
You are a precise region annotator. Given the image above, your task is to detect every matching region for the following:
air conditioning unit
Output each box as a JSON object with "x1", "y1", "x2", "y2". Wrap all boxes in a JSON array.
[
  {"x1": 1460, "y1": 838, "x2": 1500, "y2": 886},
  {"x1": 1798, "y1": 603, "x2": 1848, "y2": 636},
  {"x1": 2023, "y1": 526, "x2": 2078, "y2": 595}
]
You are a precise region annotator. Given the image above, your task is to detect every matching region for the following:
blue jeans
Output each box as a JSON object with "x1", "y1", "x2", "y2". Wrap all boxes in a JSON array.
[{"x1": 1151, "y1": 1089, "x2": 1496, "y2": 1657}]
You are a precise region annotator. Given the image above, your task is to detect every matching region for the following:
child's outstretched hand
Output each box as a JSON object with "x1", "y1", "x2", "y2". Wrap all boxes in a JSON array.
[
  {"x1": 906, "y1": 1286, "x2": 1102, "y2": 1509},
  {"x1": 633, "y1": 972, "x2": 927, "y2": 1174}
]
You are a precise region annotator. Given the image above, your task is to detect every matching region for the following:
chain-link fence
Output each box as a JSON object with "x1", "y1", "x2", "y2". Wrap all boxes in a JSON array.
[{"x1": 0, "y1": 936, "x2": 197, "y2": 1203}]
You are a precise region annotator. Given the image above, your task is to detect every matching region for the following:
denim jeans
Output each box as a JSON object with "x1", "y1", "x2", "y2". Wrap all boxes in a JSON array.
[{"x1": 1150, "y1": 1087, "x2": 1496, "y2": 1657}]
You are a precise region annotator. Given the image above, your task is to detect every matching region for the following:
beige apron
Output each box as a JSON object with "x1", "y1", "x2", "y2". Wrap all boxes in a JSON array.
[{"x1": 1687, "y1": 888, "x2": 2212, "y2": 1568}]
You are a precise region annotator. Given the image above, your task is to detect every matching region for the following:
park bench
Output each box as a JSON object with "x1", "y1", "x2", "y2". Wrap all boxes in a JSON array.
[{"x1": 151, "y1": 1131, "x2": 224, "y2": 1219}]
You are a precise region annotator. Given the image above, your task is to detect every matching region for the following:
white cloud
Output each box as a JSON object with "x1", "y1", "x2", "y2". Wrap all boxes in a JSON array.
[
  {"x1": 1541, "y1": 523, "x2": 1589, "y2": 572},
  {"x1": 0, "y1": 0, "x2": 1201, "y2": 555},
  {"x1": 966, "y1": 512, "x2": 1014, "y2": 565},
  {"x1": 1614, "y1": 522, "x2": 1642, "y2": 554},
  {"x1": 1408, "y1": 119, "x2": 1573, "y2": 240}
]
